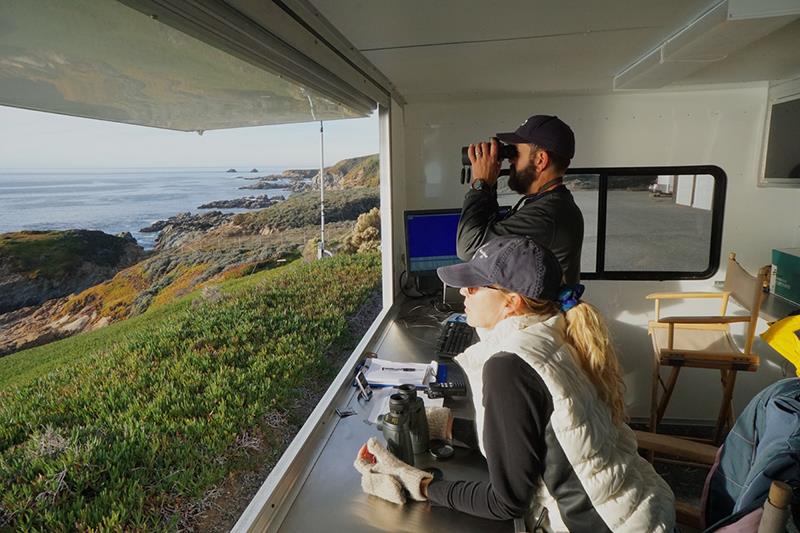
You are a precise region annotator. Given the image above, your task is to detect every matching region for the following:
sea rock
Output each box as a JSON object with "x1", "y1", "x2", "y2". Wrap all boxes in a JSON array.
[
  {"x1": 198, "y1": 195, "x2": 284, "y2": 209},
  {"x1": 149, "y1": 211, "x2": 233, "y2": 251},
  {"x1": 239, "y1": 182, "x2": 295, "y2": 191},
  {"x1": 139, "y1": 219, "x2": 171, "y2": 233},
  {"x1": 116, "y1": 231, "x2": 137, "y2": 244},
  {"x1": 240, "y1": 167, "x2": 318, "y2": 187},
  {"x1": 226, "y1": 168, "x2": 237, "y2": 173},
  {"x1": 250, "y1": 168, "x2": 258, "y2": 173}
]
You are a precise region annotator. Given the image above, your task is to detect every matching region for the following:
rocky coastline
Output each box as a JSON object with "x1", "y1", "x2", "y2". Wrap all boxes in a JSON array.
[
  {"x1": 140, "y1": 211, "x2": 233, "y2": 250},
  {"x1": 0, "y1": 154, "x2": 380, "y2": 358}
]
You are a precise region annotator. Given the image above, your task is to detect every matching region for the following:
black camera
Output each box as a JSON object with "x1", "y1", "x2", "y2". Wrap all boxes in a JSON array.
[{"x1": 461, "y1": 137, "x2": 518, "y2": 166}]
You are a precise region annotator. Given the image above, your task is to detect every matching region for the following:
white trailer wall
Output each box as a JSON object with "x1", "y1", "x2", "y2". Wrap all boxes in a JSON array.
[
  {"x1": 396, "y1": 85, "x2": 800, "y2": 422},
  {"x1": 694, "y1": 175, "x2": 715, "y2": 210},
  {"x1": 675, "y1": 176, "x2": 695, "y2": 206}
]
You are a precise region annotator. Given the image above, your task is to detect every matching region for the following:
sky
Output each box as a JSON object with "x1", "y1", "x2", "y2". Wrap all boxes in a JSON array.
[{"x1": 0, "y1": 105, "x2": 379, "y2": 170}]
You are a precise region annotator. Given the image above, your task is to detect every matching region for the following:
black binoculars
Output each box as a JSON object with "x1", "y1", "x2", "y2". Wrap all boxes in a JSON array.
[
  {"x1": 460, "y1": 138, "x2": 518, "y2": 166},
  {"x1": 460, "y1": 137, "x2": 516, "y2": 184}
]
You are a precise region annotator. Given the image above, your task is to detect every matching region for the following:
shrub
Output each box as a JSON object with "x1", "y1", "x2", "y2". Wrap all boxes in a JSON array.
[{"x1": 341, "y1": 207, "x2": 381, "y2": 254}]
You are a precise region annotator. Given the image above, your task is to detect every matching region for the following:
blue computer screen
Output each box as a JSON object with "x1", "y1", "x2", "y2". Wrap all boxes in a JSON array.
[
  {"x1": 404, "y1": 207, "x2": 512, "y2": 274},
  {"x1": 405, "y1": 210, "x2": 462, "y2": 273}
]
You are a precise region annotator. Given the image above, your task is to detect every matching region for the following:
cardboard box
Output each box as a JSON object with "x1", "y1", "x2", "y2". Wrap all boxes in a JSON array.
[{"x1": 771, "y1": 248, "x2": 800, "y2": 305}]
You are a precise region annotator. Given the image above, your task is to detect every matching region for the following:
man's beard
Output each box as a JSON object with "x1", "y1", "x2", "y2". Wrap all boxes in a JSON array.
[{"x1": 507, "y1": 163, "x2": 537, "y2": 195}]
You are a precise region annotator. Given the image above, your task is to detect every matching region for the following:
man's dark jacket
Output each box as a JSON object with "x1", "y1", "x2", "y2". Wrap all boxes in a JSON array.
[{"x1": 456, "y1": 185, "x2": 584, "y2": 284}]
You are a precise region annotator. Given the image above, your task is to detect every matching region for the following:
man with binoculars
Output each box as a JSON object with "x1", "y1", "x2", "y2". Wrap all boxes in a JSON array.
[{"x1": 458, "y1": 114, "x2": 584, "y2": 284}]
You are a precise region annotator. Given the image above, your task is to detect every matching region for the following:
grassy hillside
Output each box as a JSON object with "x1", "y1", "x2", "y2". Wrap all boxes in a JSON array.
[
  {"x1": 330, "y1": 154, "x2": 379, "y2": 188},
  {"x1": 0, "y1": 252, "x2": 380, "y2": 531}
]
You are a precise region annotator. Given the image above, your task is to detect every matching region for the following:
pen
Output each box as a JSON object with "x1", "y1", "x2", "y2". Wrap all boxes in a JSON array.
[{"x1": 381, "y1": 367, "x2": 418, "y2": 372}]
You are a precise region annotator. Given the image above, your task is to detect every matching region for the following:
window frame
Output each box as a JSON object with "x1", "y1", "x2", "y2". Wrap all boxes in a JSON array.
[{"x1": 565, "y1": 165, "x2": 727, "y2": 281}]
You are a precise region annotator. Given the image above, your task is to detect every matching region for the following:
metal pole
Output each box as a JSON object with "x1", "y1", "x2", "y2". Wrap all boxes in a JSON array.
[{"x1": 318, "y1": 120, "x2": 325, "y2": 259}]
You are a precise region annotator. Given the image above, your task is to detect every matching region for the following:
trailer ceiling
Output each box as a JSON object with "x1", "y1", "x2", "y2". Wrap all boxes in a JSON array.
[{"x1": 309, "y1": 0, "x2": 800, "y2": 101}]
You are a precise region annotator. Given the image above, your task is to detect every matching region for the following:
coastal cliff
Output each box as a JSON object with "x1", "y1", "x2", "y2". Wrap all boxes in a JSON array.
[
  {"x1": 0, "y1": 230, "x2": 146, "y2": 314},
  {"x1": 240, "y1": 153, "x2": 378, "y2": 191}
]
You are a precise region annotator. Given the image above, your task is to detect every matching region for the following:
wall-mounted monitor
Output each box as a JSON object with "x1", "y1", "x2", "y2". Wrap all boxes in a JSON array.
[{"x1": 760, "y1": 90, "x2": 800, "y2": 187}]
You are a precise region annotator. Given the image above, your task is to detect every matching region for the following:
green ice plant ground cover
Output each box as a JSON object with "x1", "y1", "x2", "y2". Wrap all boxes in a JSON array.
[{"x1": 0, "y1": 252, "x2": 380, "y2": 531}]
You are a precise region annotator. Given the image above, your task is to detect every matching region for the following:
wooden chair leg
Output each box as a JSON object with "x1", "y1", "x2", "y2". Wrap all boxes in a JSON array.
[
  {"x1": 656, "y1": 366, "x2": 681, "y2": 425},
  {"x1": 715, "y1": 370, "x2": 737, "y2": 445},
  {"x1": 650, "y1": 358, "x2": 660, "y2": 433},
  {"x1": 726, "y1": 396, "x2": 735, "y2": 429}
]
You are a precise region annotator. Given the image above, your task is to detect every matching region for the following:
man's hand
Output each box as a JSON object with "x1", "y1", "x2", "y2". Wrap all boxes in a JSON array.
[{"x1": 468, "y1": 138, "x2": 502, "y2": 187}]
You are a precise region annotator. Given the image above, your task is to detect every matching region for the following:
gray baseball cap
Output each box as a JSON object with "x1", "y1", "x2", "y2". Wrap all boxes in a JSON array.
[{"x1": 437, "y1": 235, "x2": 563, "y2": 301}]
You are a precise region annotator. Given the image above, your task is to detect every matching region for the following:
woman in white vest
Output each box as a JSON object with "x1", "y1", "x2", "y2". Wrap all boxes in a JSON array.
[{"x1": 354, "y1": 235, "x2": 675, "y2": 532}]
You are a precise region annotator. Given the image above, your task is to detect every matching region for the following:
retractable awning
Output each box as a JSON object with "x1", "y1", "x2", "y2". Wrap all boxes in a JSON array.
[{"x1": 0, "y1": 0, "x2": 385, "y2": 131}]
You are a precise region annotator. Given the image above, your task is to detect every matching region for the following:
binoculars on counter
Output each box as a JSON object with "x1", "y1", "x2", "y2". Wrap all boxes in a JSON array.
[
  {"x1": 460, "y1": 137, "x2": 516, "y2": 184},
  {"x1": 376, "y1": 385, "x2": 429, "y2": 465}
]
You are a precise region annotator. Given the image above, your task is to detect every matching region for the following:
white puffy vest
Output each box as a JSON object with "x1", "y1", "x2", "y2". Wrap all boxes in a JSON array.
[{"x1": 454, "y1": 314, "x2": 675, "y2": 532}]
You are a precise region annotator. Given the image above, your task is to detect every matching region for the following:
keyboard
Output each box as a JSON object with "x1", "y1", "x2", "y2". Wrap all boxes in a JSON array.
[{"x1": 436, "y1": 320, "x2": 475, "y2": 358}]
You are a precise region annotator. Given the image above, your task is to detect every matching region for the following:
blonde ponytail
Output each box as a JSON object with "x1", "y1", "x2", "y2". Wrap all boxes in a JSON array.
[
  {"x1": 511, "y1": 292, "x2": 628, "y2": 425},
  {"x1": 563, "y1": 303, "x2": 627, "y2": 425}
]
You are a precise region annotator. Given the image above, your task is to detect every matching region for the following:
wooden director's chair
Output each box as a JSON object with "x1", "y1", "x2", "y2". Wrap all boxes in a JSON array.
[{"x1": 646, "y1": 253, "x2": 770, "y2": 444}]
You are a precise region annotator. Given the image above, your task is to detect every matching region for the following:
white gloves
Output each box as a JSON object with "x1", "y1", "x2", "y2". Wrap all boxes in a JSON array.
[
  {"x1": 425, "y1": 406, "x2": 452, "y2": 441},
  {"x1": 354, "y1": 437, "x2": 432, "y2": 504},
  {"x1": 353, "y1": 408, "x2": 452, "y2": 504}
]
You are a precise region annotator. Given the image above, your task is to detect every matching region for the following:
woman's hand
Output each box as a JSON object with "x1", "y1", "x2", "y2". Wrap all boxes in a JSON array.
[
  {"x1": 426, "y1": 406, "x2": 453, "y2": 441},
  {"x1": 353, "y1": 438, "x2": 432, "y2": 503},
  {"x1": 358, "y1": 442, "x2": 375, "y2": 464},
  {"x1": 420, "y1": 477, "x2": 433, "y2": 499},
  {"x1": 354, "y1": 440, "x2": 405, "y2": 504}
]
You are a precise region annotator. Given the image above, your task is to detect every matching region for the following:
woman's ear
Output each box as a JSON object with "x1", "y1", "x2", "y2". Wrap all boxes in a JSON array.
[{"x1": 505, "y1": 293, "x2": 526, "y2": 315}]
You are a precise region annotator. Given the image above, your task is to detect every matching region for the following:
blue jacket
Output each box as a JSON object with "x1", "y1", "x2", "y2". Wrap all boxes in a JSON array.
[{"x1": 705, "y1": 378, "x2": 800, "y2": 528}]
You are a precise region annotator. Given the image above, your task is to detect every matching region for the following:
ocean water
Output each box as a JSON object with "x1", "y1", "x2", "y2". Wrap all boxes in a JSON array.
[{"x1": 0, "y1": 167, "x2": 296, "y2": 249}]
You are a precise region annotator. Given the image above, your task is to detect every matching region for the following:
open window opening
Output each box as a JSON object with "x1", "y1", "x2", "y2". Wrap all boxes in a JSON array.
[{"x1": 0, "y1": 1, "x2": 387, "y2": 530}]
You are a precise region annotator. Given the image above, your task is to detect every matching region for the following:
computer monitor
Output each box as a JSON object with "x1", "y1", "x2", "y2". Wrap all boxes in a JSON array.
[
  {"x1": 404, "y1": 206, "x2": 512, "y2": 275},
  {"x1": 404, "y1": 209, "x2": 462, "y2": 275}
]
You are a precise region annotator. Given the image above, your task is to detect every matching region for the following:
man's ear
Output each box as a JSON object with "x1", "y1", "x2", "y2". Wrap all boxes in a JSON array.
[{"x1": 534, "y1": 150, "x2": 550, "y2": 173}]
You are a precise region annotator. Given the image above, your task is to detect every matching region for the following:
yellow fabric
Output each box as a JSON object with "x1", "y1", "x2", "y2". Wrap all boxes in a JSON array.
[{"x1": 761, "y1": 315, "x2": 800, "y2": 376}]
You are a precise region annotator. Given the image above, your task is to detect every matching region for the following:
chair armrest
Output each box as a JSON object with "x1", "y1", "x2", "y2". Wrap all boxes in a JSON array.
[
  {"x1": 646, "y1": 291, "x2": 729, "y2": 300},
  {"x1": 634, "y1": 430, "x2": 718, "y2": 464},
  {"x1": 675, "y1": 501, "x2": 703, "y2": 530},
  {"x1": 658, "y1": 315, "x2": 751, "y2": 325}
]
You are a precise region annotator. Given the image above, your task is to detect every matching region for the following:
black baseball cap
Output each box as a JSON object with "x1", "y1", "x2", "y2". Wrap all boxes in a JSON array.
[
  {"x1": 437, "y1": 235, "x2": 562, "y2": 301},
  {"x1": 496, "y1": 115, "x2": 575, "y2": 159}
]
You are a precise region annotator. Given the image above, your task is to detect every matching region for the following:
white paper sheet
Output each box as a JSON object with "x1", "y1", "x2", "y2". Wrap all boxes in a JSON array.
[{"x1": 362, "y1": 358, "x2": 437, "y2": 387}]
